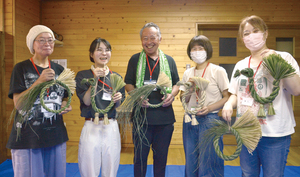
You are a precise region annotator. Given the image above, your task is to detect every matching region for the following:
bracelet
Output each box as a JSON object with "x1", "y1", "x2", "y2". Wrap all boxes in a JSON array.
[{"x1": 171, "y1": 93, "x2": 175, "y2": 100}]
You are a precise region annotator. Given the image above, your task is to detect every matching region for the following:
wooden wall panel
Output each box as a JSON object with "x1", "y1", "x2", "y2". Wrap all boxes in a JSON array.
[
  {"x1": 3, "y1": 0, "x2": 14, "y2": 161},
  {"x1": 15, "y1": 0, "x2": 40, "y2": 64},
  {"x1": 28, "y1": 0, "x2": 299, "y2": 148},
  {"x1": 0, "y1": 0, "x2": 5, "y2": 163},
  {"x1": 3, "y1": 0, "x2": 41, "y2": 159}
]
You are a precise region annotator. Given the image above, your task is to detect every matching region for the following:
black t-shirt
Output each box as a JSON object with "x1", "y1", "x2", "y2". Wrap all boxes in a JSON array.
[
  {"x1": 7, "y1": 59, "x2": 69, "y2": 149},
  {"x1": 75, "y1": 69, "x2": 125, "y2": 118},
  {"x1": 124, "y1": 53, "x2": 180, "y2": 125}
]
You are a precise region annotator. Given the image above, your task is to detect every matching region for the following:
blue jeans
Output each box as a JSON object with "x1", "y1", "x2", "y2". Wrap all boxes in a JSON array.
[
  {"x1": 183, "y1": 113, "x2": 224, "y2": 177},
  {"x1": 240, "y1": 135, "x2": 291, "y2": 177},
  {"x1": 11, "y1": 142, "x2": 66, "y2": 177}
]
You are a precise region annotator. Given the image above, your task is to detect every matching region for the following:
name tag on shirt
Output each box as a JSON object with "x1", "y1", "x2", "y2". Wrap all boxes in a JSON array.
[
  {"x1": 242, "y1": 97, "x2": 254, "y2": 106},
  {"x1": 144, "y1": 80, "x2": 157, "y2": 91},
  {"x1": 102, "y1": 92, "x2": 112, "y2": 101},
  {"x1": 41, "y1": 103, "x2": 54, "y2": 113}
]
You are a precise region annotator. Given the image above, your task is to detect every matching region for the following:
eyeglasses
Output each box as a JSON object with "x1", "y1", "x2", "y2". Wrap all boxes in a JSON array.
[
  {"x1": 34, "y1": 39, "x2": 56, "y2": 45},
  {"x1": 142, "y1": 36, "x2": 158, "y2": 42},
  {"x1": 96, "y1": 48, "x2": 111, "y2": 53}
]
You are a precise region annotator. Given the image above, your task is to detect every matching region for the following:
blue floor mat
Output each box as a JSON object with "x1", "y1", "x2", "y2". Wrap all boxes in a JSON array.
[{"x1": 1, "y1": 159, "x2": 300, "y2": 177}]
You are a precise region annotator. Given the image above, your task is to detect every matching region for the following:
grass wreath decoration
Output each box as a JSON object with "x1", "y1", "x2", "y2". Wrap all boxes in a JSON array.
[
  {"x1": 116, "y1": 72, "x2": 172, "y2": 157},
  {"x1": 213, "y1": 125, "x2": 243, "y2": 161},
  {"x1": 234, "y1": 54, "x2": 296, "y2": 117},
  {"x1": 81, "y1": 73, "x2": 126, "y2": 125},
  {"x1": 40, "y1": 80, "x2": 73, "y2": 113},
  {"x1": 176, "y1": 77, "x2": 209, "y2": 125},
  {"x1": 197, "y1": 110, "x2": 261, "y2": 161},
  {"x1": 117, "y1": 72, "x2": 171, "y2": 120},
  {"x1": 10, "y1": 68, "x2": 76, "y2": 141}
]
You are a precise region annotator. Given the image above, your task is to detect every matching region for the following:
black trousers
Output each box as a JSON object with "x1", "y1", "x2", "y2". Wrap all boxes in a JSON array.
[{"x1": 132, "y1": 123, "x2": 174, "y2": 177}]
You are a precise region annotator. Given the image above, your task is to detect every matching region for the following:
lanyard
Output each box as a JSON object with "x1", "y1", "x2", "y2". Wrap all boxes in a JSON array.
[
  {"x1": 30, "y1": 58, "x2": 51, "y2": 96},
  {"x1": 194, "y1": 62, "x2": 209, "y2": 103},
  {"x1": 248, "y1": 56, "x2": 263, "y2": 78},
  {"x1": 30, "y1": 57, "x2": 51, "y2": 75},
  {"x1": 247, "y1": 56, "x2": 263, "y2": 94},
  {"x1": 194, "y1": 62, "x2": 209, "y2": 78},
  {"x1": 92, "y1": 69, "x2": 113, "y2": 90},
  {"x1": 146, "y1": 55, "x2": 160, "y2": 81}
]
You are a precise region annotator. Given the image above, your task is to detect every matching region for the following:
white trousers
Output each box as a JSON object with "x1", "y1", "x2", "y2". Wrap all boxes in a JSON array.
[
  {"x1": 11, "y1": 142, "x2": 66, "y2": 177},
  {"x1": 78, "y1": 119, "x2": 121, "y2": 177}
]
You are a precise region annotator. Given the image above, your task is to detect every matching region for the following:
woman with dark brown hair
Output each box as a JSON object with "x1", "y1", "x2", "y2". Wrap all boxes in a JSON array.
[
  {"x1": 75, "y1": 37, "x2": 125, "y2": 177},
  {"x1": 180, "y1": 35, "x2": 230, "y2": 177}
]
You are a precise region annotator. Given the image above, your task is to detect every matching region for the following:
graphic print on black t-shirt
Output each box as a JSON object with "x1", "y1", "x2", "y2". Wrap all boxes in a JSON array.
[
  {"x1": 22, "y1": 72, "x2": 65, "y2": 125},
  {"x1": 7, "y1": 59, "x2": 69, "y2": 149}
]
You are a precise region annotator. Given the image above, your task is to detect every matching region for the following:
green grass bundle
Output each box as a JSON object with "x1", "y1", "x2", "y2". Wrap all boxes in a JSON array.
[
  {"x1": 81, "y1": 73, "x2": 125, "y2": 125},
  {"x1": 117, "y1": 72, "x2": 171, "y2": 121},
  {"x1": 234, "y1": 54, "x2": 296, "y2": 117},
  {"x1": 116, "y1": 72, "x2": 171, "y2": 155},
  {"x1": 110, "y1": 73, "x2": 126, "y2": 92},
  {"x1": 10, "y1": 68, "x2": 76, "y2": 140},
  {"x1": 263, "y1": 54, "x2": 296, "y2": 80}
]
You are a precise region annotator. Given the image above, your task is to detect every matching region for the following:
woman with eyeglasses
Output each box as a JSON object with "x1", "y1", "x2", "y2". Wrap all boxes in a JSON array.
[
  {"x1": 222, "y1": 15, "x2": 300, "y2": 176},
  {"x1": 7, "y1": 25, "x2": 72, "y2": 176},
  {"x1": 75, "y1": 37, "x2": 125, "y2": 177}
]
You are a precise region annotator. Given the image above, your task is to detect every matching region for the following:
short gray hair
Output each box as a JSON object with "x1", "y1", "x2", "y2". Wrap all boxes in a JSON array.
[{"x1": 140, "y1": 22, "x2": 161, "y2": 39}]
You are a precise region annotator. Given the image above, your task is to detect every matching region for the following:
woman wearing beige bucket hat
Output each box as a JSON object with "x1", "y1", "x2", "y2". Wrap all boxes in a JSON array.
[{"x1": 7, "y1": 25, "x2": 72, "y2": 177}]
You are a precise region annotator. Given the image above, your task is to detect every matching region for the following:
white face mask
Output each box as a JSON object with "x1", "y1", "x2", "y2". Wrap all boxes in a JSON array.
[
  {"x1": 190, "y1": 51, "x2": 207, "y2": 64},
  {"x1": 243, "y1": 32, "x2": 266, "y2": 51}
]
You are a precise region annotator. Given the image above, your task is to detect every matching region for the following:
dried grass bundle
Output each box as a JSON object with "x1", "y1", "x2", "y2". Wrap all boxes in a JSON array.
[
  {"x1": 197, "y1": 109, "x2": 261, "y2": 161},
  {"x1": 177, "y1": 77, "x2": 210, "y2": 125},
  {"x1": 10, "y1": 68, "x2": 76, "y2": 140}
]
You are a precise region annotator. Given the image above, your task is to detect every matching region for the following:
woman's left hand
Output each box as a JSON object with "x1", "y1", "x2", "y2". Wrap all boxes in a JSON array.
[
  {"x1": 59, "y1": 100, "x2": 72, "y2": 115},
  {"x1": 112, "y1": 92, "x2": 122, "y2": 103},
  {"x1": 196, "y1": 106, "x2": 210, "y2": 116},
  {"x1": 162, "y1": 93, "x2": 175, "y2": 107}
]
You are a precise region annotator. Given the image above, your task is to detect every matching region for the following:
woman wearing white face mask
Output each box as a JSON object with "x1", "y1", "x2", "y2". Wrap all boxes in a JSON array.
[
  {"x1": 222, "y1": 15, "x2": 300, "y2": 177},
  {"x1": 179, "y1": 35, "x2": 230, "y2": 177}
]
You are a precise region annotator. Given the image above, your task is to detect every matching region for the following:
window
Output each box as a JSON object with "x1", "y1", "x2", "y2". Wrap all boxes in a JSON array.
[
  {"x1": 276, "y1": 37, "x2": 293, "y2": 56},
  {"x1": 219, "y1": 38, "x2": 236, "y2": 56}
]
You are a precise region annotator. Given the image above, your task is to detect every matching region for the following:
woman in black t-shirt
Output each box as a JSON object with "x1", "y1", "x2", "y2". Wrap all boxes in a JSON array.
[
  {"x1": 75, "y1": 38, "x2": 125, "y2": 177},
  {"x1": 7, "y1": 25, "x2": 71, "y2": 176}
]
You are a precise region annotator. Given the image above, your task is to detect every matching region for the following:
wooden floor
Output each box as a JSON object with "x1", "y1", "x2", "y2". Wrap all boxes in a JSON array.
[{"x1": 66, "y1": 145, "x2": 300, "y2": 166}]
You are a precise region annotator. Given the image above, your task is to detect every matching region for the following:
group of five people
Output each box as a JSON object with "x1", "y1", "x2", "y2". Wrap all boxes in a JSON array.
[{"x1": 7, "y1": 15, "x2": 300, "y2": 177}]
